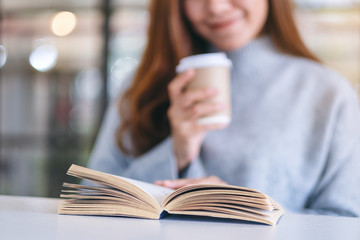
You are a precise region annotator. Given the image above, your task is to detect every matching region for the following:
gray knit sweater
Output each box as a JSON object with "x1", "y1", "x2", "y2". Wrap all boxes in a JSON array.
[{"x1": 88, "y1": 36, "x2": 360, "y2": 217}]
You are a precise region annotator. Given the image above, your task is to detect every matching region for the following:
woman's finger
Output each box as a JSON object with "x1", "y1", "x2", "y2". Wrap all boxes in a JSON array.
[
  {"x1": 194, "y1": 122, "x2": 229, "y2": 133},
  {"x1": 180, "y1": 87, "x2": 218, "y2": 109},
  {"x1": 155, "y1": 178, "x2": 195, "y2": 189},
  {"x1": 186, "y1": 102, "x2": 227, "y2": 121},
  {"x1": 155, "y1": 176, "x2": 227, "y2": 189},
  {"x1": 168, "y1": 69, "x2": 195, "y2": 102}
]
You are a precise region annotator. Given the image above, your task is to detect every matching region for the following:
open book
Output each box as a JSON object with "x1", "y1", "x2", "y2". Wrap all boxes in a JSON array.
[{"x1": 58, "y1": 164, "x2": 284, "y2": 225}]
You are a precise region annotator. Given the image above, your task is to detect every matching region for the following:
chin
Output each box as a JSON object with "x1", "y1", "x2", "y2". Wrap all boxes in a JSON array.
[
  {"x1": 213, "y1": 36, "x2": 252, "y2": 52},
  {"x1": 215, "y1": 40, "x2": 246, "y2": 51}
]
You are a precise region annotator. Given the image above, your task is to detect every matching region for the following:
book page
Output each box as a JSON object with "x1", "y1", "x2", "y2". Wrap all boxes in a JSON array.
[
  {"x1": 116, "y1": 176, "x2": 174, "y2": 206},
  {"x1": 67, "y1": 165, "x2": 173, "y2": 209}
]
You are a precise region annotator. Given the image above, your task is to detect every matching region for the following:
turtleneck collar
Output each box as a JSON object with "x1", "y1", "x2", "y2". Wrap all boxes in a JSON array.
[{"x1": 209, "y1": 35, "x2": 281, "y2": 79}]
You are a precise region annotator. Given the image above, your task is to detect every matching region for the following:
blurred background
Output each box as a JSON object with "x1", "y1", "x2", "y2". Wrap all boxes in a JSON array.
[{"x1": 0, "y1": 0, "x2": 359, "y2": 198}]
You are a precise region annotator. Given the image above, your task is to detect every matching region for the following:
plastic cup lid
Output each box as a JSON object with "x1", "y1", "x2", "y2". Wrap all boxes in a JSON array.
[{"x1": 176, "y1": 52, "x2": 232, "y2": 73}]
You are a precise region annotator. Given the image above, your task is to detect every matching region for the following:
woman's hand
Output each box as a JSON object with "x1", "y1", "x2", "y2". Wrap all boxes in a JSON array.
[
  {"x1": 167, "y1": 69, "x2": 228, "y2": 171},
  {"x1": 155, "y1": 176, "x2": 227, "y2": 190}
]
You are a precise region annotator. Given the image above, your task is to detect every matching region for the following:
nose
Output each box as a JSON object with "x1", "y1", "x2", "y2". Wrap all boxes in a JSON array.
[{"x1": 207, "y1": 0, "x2": 233, "y2": 17}]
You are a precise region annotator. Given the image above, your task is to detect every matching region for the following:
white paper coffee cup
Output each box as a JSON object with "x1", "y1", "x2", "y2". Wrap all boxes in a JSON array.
[{"x1": 176, "y1": 53, "x2": 232, "y2": 125}]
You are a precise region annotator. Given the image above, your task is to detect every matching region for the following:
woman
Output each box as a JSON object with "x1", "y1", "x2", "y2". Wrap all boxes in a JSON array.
[{"x1": 88, "y1": 0, "x2": 360, "y2": 216}]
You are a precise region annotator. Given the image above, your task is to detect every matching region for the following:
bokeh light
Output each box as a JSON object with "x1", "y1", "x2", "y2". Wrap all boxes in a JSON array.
[
  {"x1": 51, "y1": 11, "x2": 77, "y2": 37},
  {"x1": 109, "y1": 57, "x2": 138, "y2": 99},
  {"x1": 0, "y1": 45, "x2": 8, "y2": 68},
  {"x1": 69, "y1": 68, "x2": 103, "y2": 134},
  {"x1": 29, "y1": 44, "x2": 58, "y2": 72},
  {"x1": 73, "y1": 68, "x2": 103, "y2": 101}
]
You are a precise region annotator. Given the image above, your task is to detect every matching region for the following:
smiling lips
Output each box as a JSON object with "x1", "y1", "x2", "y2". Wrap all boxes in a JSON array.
[{"x1": 209, "y1": 18, "x2": 239, "y2": 32}]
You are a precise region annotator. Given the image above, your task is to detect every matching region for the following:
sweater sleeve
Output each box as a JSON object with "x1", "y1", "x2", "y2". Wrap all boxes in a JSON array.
[
  {"x1": 179, "y1": 156, "x2": 207, "y2": 179},
  {"x1": 87, "y1": 101, "x2": 178, "y2": 183},
  {"x1": 304, "y1": 88, "x2": 360, "y2": 217}
]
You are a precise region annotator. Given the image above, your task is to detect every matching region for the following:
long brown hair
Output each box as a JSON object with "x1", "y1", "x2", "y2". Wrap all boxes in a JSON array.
[{"x1": 117, "y1": 0, "x2": 319, "y2": 156}]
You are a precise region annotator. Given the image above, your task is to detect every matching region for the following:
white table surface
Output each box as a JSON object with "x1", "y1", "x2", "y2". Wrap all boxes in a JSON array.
[{"x1": 0, "y1": 195, "x2": 359, "y2": 240}]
